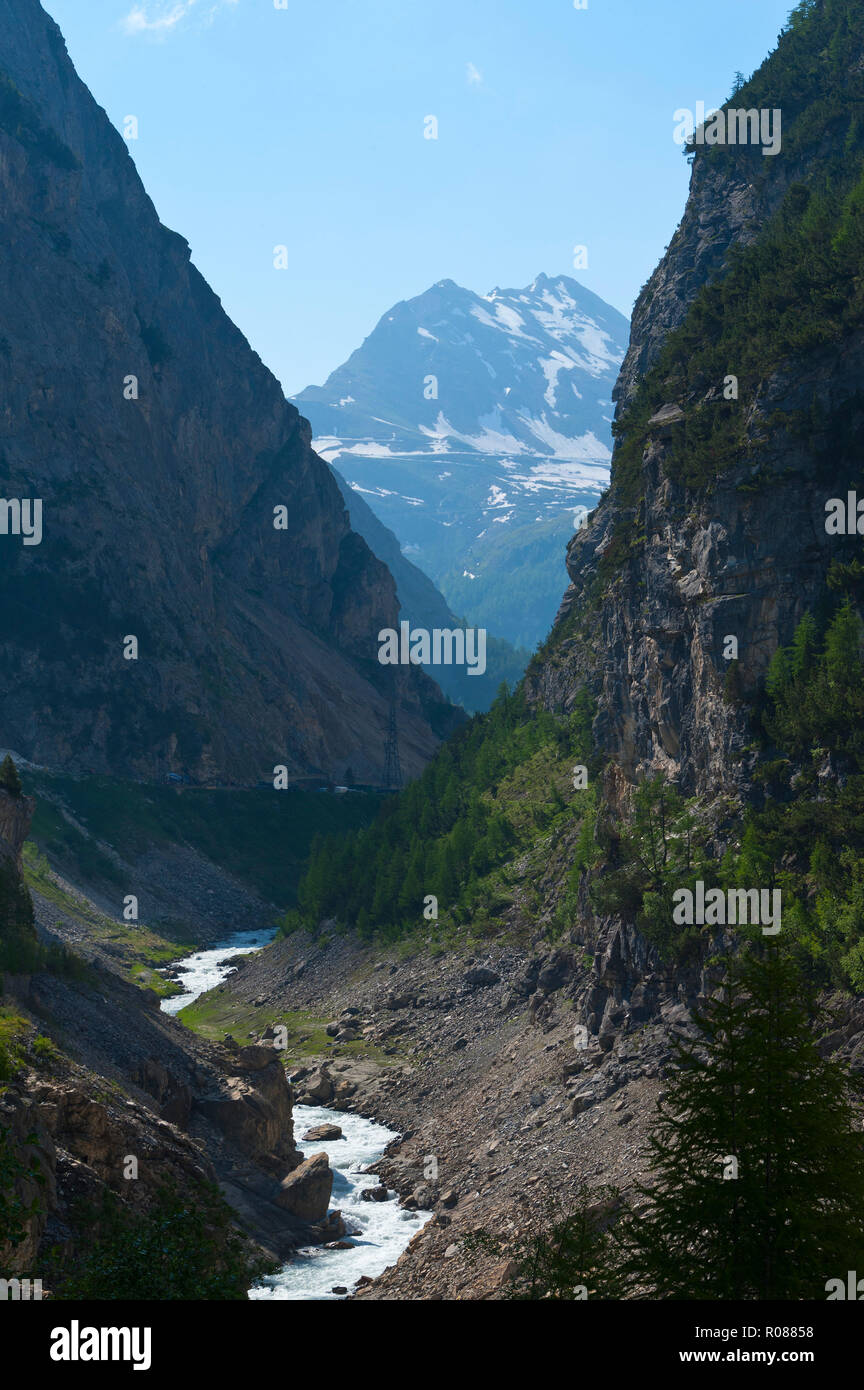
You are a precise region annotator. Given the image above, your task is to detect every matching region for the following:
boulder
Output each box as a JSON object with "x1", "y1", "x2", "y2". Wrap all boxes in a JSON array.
[
  {"x1": 537, "y1": 949, "x2": 572, "y2": 993},
  {"x1": 135, "y1": 1060, "x2": 192, "y2": 1130},
  {"x1": 305, "y1": 1069, "x2": 333, "y2": 1103},
  {"x1": 514, "y1": 958, "x2": 542, "y2": 997},
  {"x1": 302, "y1": 1123, "x2": 343, "y2": 1142},
  {"x1": 463, "y1": 966, "x2": 500, "y2": 992},
  {"x1": 235, "y1": 1045, "x2": 276, "y2": 1072},
  {"x1": 275, "y1": 1153, "x2": 333, "y2": 1222},
  {"x1": 194, "y1": 1052, "x2": 298, "y2": 1170},
  {"x1": 385, "y1": 991, "x2": 415, "y2": 1010}
]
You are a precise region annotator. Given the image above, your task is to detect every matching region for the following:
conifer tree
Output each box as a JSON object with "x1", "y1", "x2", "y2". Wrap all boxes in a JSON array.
[{"x1": 619, "y1": 942, "x2": 864, "y2": 1299}]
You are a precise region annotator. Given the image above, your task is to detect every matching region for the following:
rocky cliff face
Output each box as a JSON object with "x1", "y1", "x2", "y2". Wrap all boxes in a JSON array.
[
  {"x1": 0, "y1": 784, "x2": 37, "y2": 958},
  {"x1": 0, "y1": 785, "x2": 34, "y2": 866},
  {"x1": 0, "y1": 0, "x2": 457, "y2": 785},
  {"x1": 0, "y1": 916, "x2": 342, "y2": 1277},
  {"x1": 509, "y1": 0, "x2": 864, "y2": 1062},
  {"x1": 527, "y1": 2, "x2": 864, "y2": 805}
]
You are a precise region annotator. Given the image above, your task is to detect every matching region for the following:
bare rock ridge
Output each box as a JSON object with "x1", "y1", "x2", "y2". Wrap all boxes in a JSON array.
[{"x1": 0, "y1": 0, "x2": 458, "y2": 785}]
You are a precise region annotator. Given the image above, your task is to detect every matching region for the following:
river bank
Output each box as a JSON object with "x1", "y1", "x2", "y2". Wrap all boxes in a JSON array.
[
  {"x1": 161, "y1": 932, "x2": 429, "y2": 1297},
  {"x1": 250, "y1": 1103, "x2": 431, "y2": 1300},
  {"x1": 160, "y1": 927, "x2": 277, "y2": 1016}
]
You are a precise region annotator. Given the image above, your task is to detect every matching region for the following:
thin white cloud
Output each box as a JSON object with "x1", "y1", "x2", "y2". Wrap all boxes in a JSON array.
[
  {"x1": 122, "y1": 0, "x2": 238, "y2": 37},
  {"x1": 466, "y1": 62, "x2": 483, "y2": 87},
  {"x1": 122, "y1": 2, "x2": 195, "y2": 34}
]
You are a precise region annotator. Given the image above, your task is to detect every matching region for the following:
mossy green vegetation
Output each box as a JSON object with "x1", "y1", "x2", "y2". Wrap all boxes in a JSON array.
[
  {"x1": 0, "y1": 1007, "x2": 68, "y2": 1093},
  {"x1": 0, "y1": 1005, "x2": 31, "y2": 1087},
  {"x1": 584, "y1": 601, "x2": 864, "y2": 988}
]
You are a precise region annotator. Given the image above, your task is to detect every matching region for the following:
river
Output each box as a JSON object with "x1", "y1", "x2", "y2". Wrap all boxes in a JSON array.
[
  {"x1": 250, "y1": 1103, "x2": 431, "y2": 1301},
  {"x1": 161, "y1": 932, "x2": 429, "y2": 1299},
  {"x1": 159, "y1": 926, "x2": 277, "y2": 1015}
]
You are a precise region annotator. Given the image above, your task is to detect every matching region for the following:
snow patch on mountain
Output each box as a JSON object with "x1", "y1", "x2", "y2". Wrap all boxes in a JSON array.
[{"x1": 293, "y1": 273, "x2": 629, "y2": 649}]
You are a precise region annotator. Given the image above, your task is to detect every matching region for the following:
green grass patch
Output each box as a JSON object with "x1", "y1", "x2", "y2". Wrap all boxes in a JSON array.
[
  {"x1": 0, "y1": 1006, "x2": 29, "y2": 1085},
  {"x1": 177, "y1": 993, "x2": 395, "y2": 1065},
  {"x1": 22, "y1": 844, "x2": 187, "y2": 997}
]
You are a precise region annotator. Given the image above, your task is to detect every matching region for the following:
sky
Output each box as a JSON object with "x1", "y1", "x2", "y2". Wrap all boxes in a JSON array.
[{"x1": 42, "y1": 0, "x2": 795, "y2": 395}]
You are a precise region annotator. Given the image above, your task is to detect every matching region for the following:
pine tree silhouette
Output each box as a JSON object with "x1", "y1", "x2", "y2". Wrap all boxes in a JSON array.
[{"x1": 619, "y1": 942, "x2": 864, "y2": 1299}]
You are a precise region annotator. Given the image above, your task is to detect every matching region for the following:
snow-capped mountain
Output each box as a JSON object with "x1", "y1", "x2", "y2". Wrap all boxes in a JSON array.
[{"x1": 294, "y1": 274, "x2": 629, "y2": 649}]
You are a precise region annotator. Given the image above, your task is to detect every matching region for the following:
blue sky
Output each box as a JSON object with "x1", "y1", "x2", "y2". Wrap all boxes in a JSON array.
[{"x1": 43, "y1": 0, "x2": 794, "y2": 394}]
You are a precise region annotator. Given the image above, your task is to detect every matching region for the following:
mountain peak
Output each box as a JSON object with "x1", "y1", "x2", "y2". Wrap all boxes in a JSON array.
[{"x1": 294, "y1": 273, "x2": 629, "y2": 649}]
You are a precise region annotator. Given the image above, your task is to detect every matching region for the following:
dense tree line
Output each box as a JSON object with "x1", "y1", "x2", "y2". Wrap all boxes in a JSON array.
[{"x1": 287, "y1": 688, "x2": 596, "y2": 941}]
